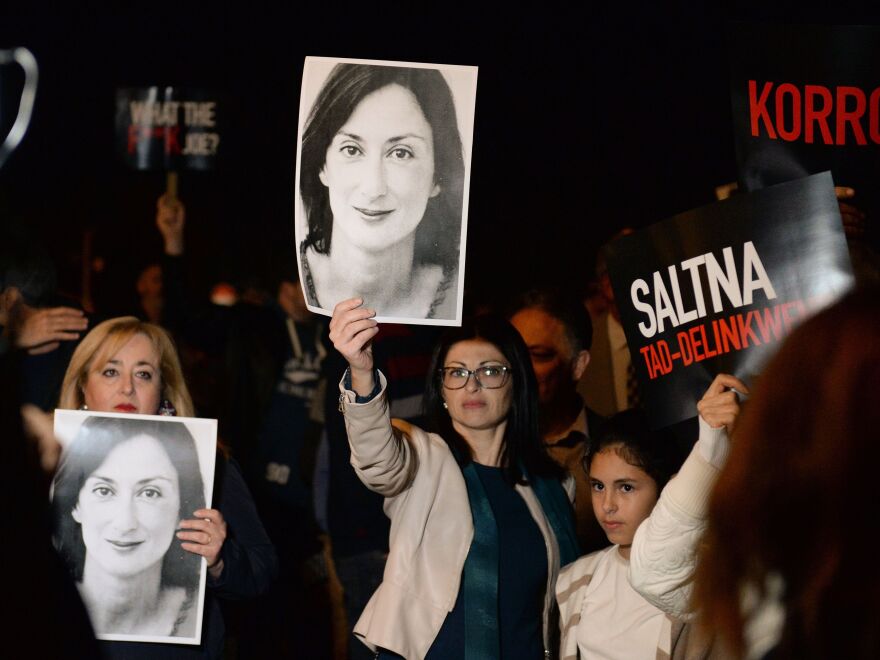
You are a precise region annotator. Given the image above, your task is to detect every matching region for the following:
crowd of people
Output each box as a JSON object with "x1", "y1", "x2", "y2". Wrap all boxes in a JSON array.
[{"x1": 2, "y1": 60, "x2": 879, "y2": 660}]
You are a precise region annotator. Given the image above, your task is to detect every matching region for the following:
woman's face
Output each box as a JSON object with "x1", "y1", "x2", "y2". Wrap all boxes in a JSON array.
[
  {"x1": 442, "y1": 339, "x2": 513, "y2": 435},
  {"x1": 83, "y1": 332, "x2": 162, "y2": 414},
  {"x1": 73, "y1": 434, "x2": 181, "y2": 579},
  {"x1": 319, "y1": 83, "x2": 440, "y2": 253}
]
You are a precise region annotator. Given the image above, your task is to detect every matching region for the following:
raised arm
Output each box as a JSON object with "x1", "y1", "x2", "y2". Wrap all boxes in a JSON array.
[
  {"x1": 330, "y1": 298, "x2": 418, "y2": 497},
  {"x1": 629, "y1": 373, "x2": 747, "y2": 619}
]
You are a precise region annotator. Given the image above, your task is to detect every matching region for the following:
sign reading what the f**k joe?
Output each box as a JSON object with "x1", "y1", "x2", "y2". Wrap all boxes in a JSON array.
[
  {"x1": 115, "y1": 87, "x2": 220, "y2": 171},
  {"x1": 605, "y1": 172, "x2": 854, "y2": 428}
]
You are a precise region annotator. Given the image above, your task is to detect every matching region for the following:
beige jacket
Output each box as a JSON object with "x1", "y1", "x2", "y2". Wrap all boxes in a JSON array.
[{"x1": 339, "y1": 373, "x2": 573, "y2": 659}]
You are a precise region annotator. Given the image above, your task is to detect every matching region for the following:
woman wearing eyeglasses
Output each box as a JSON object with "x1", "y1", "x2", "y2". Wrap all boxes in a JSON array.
[{"x1": 330, "y1": 298, "x2": 579, "y2": 660}]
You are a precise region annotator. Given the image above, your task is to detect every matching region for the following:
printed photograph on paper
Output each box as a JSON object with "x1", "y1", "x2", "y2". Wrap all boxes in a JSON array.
[
  {"x1": 294, "y1": 56, "x2": 478, "y2": 326},
  {"x1": 52, "y1": 410, "x2": 217, "y2": 645}
]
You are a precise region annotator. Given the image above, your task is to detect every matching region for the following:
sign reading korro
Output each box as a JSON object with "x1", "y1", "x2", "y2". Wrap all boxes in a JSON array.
[
  {"x1": 606, "y1": 172, "x2": 854, "y2": 428},
  {"x1": 729, "y1": 22, "x2": 880, "y2": 221}
]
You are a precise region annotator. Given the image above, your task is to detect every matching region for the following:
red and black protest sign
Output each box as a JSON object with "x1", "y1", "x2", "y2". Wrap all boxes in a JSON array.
[
  {"x1": 606, "y1": 172, "x2": 854, "y2": 428},
  {"x1": 115, "y1": 87, "x2": 220, "y2": 171},
  {"x1": 729, "y1": 22, "x2": 880, "y2": 224}
]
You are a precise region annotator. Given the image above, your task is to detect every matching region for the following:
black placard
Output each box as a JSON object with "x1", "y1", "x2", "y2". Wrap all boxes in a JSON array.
[
  {"x1": 729, "y1": 22, "x2": 880, "y2": 223},
  {"x1": 606, "y1": 172, "x2": 854, "y2": 428},
  {"x1": 115, "y1": 87, "x2": 220, "y2": 171}
]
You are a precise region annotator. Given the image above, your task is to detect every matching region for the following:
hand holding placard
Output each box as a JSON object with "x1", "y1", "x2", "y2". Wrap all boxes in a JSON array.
[{"x1": 697, "y1": 374, "x2": 748, "y2": 433}]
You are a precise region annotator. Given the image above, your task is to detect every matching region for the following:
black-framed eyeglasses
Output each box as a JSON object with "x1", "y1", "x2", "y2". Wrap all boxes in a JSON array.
[{"x1": 438, "y1": 365, "x2": 511, "y2": 390}]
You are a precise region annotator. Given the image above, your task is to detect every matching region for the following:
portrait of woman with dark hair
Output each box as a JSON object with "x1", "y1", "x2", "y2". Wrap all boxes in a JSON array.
[
  {"x1": 53, "y1": 415, "x2": 208, "y2": 640},
  {"x1": 297, "y1": 59, "x2": 475, "y2": 324}
]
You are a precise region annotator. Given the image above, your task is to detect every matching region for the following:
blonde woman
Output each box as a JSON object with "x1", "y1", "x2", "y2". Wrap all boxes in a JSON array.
[{"x1": 55, "y1": 317, "x2": 277, "y2": 659}]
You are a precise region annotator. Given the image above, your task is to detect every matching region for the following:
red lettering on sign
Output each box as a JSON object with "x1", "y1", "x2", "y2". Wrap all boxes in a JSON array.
[
  {"x1": 736, "y1": 312, "x2": 760, "y2": 348},
  {"x1": 804, "y1": 85, "x2": 833, "y2": 144},
  {"x1": 749, "y1": 80, "x2": 777, "y2": 139},
  {"x1": 165, "y1": 125, "x2": 181, "y2": 155},
  {"x1": 836, "y1": 86, "x2": 868, "y2": 146},
  {"x1": 746, "y1": 81, "x2": 880, "y2": 145},
  {"x1": 127, "y1": 125, "x2": 139, "y2": 154},
  {"x1": 676, "y1": 331, "x2": 693, "y2": 366},
  {"x1": 775, "y1": 83, "x2": 802, "y2": 141},
  {"x1": 870, "y1": 88, "x2": 880, "y2": 144}
]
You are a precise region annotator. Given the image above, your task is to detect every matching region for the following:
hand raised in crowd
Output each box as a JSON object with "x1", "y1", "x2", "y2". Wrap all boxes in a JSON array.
[
  {"x1": 835, "y1": 186, "x2": 867, "y2": 239},
  {"x1": 697, "y1": 373, "x2": 749, "y2": 432},
  {"x1": 15, "y1": 305, "x2": 88, "y2": 355},
  {"x1": 329, "y1": 298, "x2": 378, "y2": 395},
  {"x1": 178, "y1": 507, "x2": 227, "y2": 578},
  {"x1": 156, "y1": 193, "x2": 185, "y2": 256}
]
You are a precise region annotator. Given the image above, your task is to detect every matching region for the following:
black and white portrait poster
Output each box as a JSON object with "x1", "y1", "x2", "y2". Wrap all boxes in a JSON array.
[
  {"x1": 728, "y1": 22, "x2": 880, "y2": 223},
  {"x1": 52, "y1": 410, "x2": 217, "y2": 645},
  {"x1": 294, "y1": 56, "x2": 478, "y2": 326},
  {"x1": 606, "y1": 172, "x2": 854, "y2": 428}
]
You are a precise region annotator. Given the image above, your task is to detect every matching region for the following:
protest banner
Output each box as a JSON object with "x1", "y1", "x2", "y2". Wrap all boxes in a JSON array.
[
  {"x1": 294, "y1": 56, "x2": 478, "y2": 326},
  {"x1": 115, "y1": 87, "x2": 220, "y2": 172},
  {"x1": 606, "y1": 172, "x2": 854, "y2": 428},
  {"x1": 52, "y1": 410, "x2": 217, "y2": 645},
  {"x1": 729, "y1": 22, "x2": 880, "y2": 228}
]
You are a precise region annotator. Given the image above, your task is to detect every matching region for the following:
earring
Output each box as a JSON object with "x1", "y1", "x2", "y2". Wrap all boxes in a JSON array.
[
  {"x1": 79, "y1": 403, "x2": 88, "y2": 411},
  {"x1": 158, "y1": 399, "x2": 177, "y2": 416},
  {"x1": 442, "y1": 401, "x2": 448, "y2": 409}
]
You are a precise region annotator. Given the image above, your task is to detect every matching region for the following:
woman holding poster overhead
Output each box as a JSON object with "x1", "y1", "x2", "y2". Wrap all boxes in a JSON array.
[
  {"x1": 330, "y1": 299, "x2": 579, "y2": 659},
  {"x1": 56, "y1": 317, "x2": 277, "y2": 658},
  {"x1": 299, "y1": 62, "x2": 466, "y2": 322}
]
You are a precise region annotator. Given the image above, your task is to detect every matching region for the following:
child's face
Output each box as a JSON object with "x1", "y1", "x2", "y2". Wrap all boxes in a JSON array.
[{"x1": 589, "y1": 447, "x2": 659, "y2": 558}]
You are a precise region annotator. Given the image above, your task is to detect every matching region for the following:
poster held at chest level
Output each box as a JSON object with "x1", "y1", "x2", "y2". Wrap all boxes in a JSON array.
[
  {"x1": 51, "y1": 410, "x2": 217, "y2": 645},
  {"x1": 728, "y1": 22, "x2": 880, "y2": 237},
  {"x1": 115, "y1": 87, "x2": 220, "y2": 171},
  {"x1": 294, "y1": 56, "x2": 478, "y2": 326},
  {"x1": 605, "y1": 172, "x2": 853, "y2": 428}
]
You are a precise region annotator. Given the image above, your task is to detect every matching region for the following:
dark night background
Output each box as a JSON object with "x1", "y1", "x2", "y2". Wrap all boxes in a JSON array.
[{"x1": 1, "y1": 4, "x2": 877, "y2": 314}]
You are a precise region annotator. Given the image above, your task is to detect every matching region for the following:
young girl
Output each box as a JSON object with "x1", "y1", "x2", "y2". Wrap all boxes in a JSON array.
[{"x1": 556, "y1": 375, "x2": 744, "y2": 659}]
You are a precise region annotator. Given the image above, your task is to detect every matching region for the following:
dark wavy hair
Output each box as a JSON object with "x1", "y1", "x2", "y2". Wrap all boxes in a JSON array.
[
  {"x1": 52, "y1": 415, "x2": 206, "y2": 590},
  {"x1": 300, "y1": 63, "x2": 464, "y2": 271},
  {"x1": 424, "y1": 314, "x2": 564, "y2": 484},
  {"x1": 582, "y1": 409, "x2": 681, "y2": 493}
]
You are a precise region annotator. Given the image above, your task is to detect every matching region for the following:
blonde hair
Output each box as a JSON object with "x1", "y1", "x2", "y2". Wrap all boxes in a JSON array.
[{"x1": 58, "y1": 316, "x2": 194, "y2": 417}]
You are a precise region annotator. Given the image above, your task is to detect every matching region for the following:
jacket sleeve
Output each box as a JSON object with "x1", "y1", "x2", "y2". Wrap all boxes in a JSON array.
[
  {"x1": 208, "y1": 459, "x2": 279, "y2": 599},
  {"x1": 339, "y1": 371, "x2": 418, "y2": 498},
  {"x1": 628, "y1": 418, "x2": 729, "y2": 620}
]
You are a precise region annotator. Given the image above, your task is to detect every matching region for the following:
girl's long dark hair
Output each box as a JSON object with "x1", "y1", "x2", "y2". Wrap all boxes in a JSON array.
[{"x1": 424, "y1": 314, "x2": 564, "y2": 484}]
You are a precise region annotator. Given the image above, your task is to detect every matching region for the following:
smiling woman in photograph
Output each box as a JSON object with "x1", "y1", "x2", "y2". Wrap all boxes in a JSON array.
[
  {"x1": 299, "y1": 63, "x2": 465, "y2": 321},
  {"x1": 53, "y1": 416, "x2": 205, "y2": 638}
]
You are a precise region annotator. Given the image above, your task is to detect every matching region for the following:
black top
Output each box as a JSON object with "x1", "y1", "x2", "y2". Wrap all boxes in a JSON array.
[
  {"x1": 378, "y1": 462, "x2": 547, "y2": 660},
  {"x1": 99, "y1": 459, "x2": 278, "y2": 659}
]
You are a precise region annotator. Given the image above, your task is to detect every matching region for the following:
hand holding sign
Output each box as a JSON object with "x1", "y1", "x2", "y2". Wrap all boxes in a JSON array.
[
  {"x1": 329, "y1": 298, "x2": 378, "y2": 396},
  {"x1": 178, "y1": 507, "x2": 227, "y2": 577},
  {"x1": 835, "y1": 186, "x2": 867, "y2": 239},
  {"x1": 156, "y1": 193, "x2": 185, "y2": 256},
  {"x1": 697, "y1": 374, "x2": 748, "y2": 432}
]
